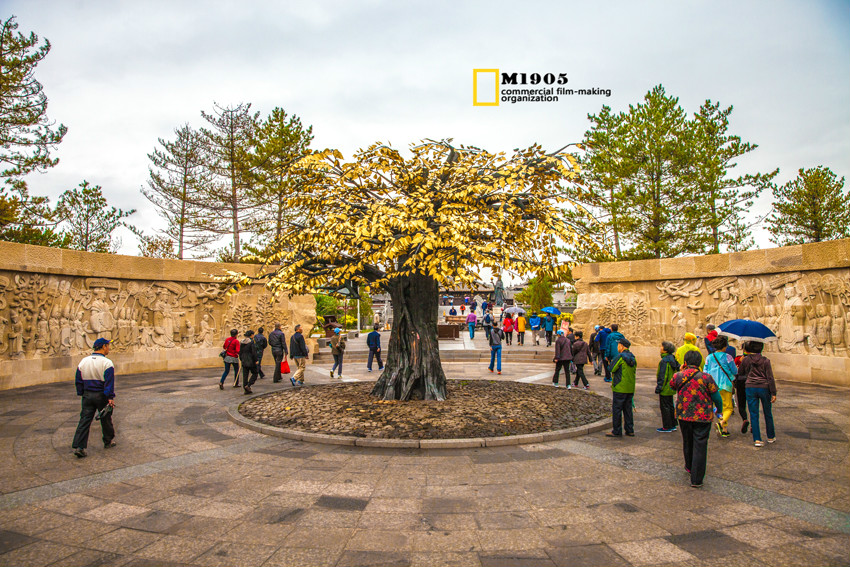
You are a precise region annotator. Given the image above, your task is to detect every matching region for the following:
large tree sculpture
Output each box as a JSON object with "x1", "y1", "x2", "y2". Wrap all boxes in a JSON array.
[{"x1": 223, "y1": 140, "x2": 602, "y2": 401}]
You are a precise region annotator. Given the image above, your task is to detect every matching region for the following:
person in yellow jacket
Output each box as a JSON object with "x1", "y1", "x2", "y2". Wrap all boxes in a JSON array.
[
  {"x1": 515, "y1": 314, "x2": 527, "y2": 345},
  {"x1": 675, "y1": 332, "x2": 704, "y2": 370}
]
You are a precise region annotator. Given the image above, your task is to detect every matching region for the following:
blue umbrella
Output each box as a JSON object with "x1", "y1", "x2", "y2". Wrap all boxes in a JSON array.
[
  {"x1": 540, "y1": 306, "x2": 561, "y2": 316},
  {"x1": 717, "y1": 319, "x2": 777, "y2": 343}
]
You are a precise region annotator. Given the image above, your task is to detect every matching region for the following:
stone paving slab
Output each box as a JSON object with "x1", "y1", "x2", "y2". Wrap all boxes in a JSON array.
[{"x1": 0, "y1": 356, "x2": 848, "y2": 566}]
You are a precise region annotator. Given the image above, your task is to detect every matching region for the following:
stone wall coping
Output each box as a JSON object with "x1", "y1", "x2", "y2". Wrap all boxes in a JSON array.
[
  {"x1": 0, "y1": 240, "x2": 270, "y2": 283},
  {"x1": 573, "y1": 238, "x2": 850, "y2": 285},
  {"x1": 227, "y1": 396, "x2": 610, "y2": 448}
]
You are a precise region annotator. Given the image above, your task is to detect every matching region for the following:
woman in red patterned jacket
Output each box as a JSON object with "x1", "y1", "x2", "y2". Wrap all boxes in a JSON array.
[{"x1": 670, "y1": 350, "x2": 723, "y2": 488}]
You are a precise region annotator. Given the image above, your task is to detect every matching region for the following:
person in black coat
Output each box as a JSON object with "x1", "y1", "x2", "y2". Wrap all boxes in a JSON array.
[
  {"x1": 239, "y1": 330, "x2": 260, "y2": 394},
  {"x1": 268, "y1": 324, "x2": 288, "y2": 383},
  {"x1": 254, "y1": 327, "x2": 268, "y2": 379}
]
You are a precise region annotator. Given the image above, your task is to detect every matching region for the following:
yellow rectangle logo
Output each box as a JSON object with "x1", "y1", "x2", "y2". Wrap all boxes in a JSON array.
[{"x1": 473, "y1": 69, "x2": 499, "y2": 106}]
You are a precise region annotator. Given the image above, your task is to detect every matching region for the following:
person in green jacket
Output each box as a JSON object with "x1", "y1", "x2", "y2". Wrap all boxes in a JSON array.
[
  {"x1": 606, "y1": 337, "x2": 637, "y2": 437},
  {"x1": 655, "y1": 341, "x2": 681, "y2": 432}
]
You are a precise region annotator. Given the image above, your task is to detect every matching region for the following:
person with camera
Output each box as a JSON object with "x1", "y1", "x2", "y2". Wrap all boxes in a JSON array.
[{"x1": 71, "y1": 338, "x2": 117, "y2": 458}]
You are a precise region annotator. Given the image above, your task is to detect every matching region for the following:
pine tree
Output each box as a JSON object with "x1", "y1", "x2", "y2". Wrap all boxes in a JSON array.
[
  {"x1": 687, "y1": 100, "x2": 776, "y2": 253},
  {"x1": 142, "y1": 124, "x2": 221, "y2": 259},
  {"x1": 576, "y1": 105, "x2": 627, "y2": 259},
  {"x1": 0, "y1": 16, "x2": 68, "y2": 245},
  {"x1": 57, "y1": 181, "x2": 136, "y2": 253},
  {"x1": 249, "y1": 108, "x2": 313, "y2": 250},
  {"x1": 767, "y1": 166, "x2": 850, "y2": 245},
  {"x1": 198, "y1": 103, "x2": 260, "y2": 260},
  {"x1": 514, "y1": 275, "x2": 554, "y2": 313}
]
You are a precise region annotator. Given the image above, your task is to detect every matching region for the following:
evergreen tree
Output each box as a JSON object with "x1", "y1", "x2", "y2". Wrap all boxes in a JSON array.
[
  {"x1": 198, "y1": 102, "x2": 260, "y2": 260},
  {"x1": 687, "y1": 100, "x2": 776, "y2": 253},
  {"x1": 57, "y1": 181, "x2": 135, "y2": 253},
  {"x1": 249, "y1": 108, "x2": 313, "y2": 248},
  {"x1": 767, "y1": 166, "x2": 850, "y2": 245},
  {"x1": 0, "y1": 16, "x2": 68, "y2": 245},
  {"x1": 576, "y1": 105, "x2": 627, "y2": 258},
  {"x1": 142, "y1": 124, "x2": 221, "y2": 259},
  {"x1": 615, "y1": 85, "x2": 696, "y2": 259},
  {"x1": 514, "y1": 275, "x2": 554, "y2": 313}
]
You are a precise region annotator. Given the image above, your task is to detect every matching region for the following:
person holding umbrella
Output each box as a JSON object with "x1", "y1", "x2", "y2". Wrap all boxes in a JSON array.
[
  {"x1": 717, "y1": 318, "x2": 778, "y2": 440},
  {"x1": 543, "y1": 311, "x2": 556, "y2": 346},
  {"x1": 502, "y1": 313, "x2": 515, "y2": 345}
]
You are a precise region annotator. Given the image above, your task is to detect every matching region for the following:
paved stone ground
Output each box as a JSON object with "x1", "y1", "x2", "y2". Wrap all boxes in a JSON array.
[{"x1": 0, "y1": 352, "x2": 848, "y2": 567}]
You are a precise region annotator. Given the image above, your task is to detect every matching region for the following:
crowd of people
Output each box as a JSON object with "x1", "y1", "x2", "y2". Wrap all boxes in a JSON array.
[
  {"x1": 579, "y1": 322, "x2": 776, "y2": 488},
  {"x1": 483, "y1": 315, "x2": 779, "y2": 488},
  {"x1": 219, "y1": 323, "x2": 310, "y2": 393}
]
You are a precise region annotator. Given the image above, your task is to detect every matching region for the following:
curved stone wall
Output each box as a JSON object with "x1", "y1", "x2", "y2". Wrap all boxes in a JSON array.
[
  {"x1": 572, "y1": 239, "x2": 850, "y2": 387},
  {"x1": 0, "y1": 242, "x2": 316, "y2": 390}
]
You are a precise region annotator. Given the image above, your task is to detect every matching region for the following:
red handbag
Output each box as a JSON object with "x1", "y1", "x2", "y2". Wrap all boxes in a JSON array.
[{"x1": 280, "y1": 357, "x2": 291, "y2": 374}]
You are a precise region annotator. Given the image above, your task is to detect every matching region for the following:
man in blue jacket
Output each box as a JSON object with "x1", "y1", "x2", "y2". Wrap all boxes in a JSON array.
[
  {"x1": 366, "y1": 324, "x2": 384, "y2": 372},
  {"x1": 603, "y1": 324, "x2": 624, "y2": 382},
  {"x1": 72, "y1": 338, "x2": 116, "y2": 458}
]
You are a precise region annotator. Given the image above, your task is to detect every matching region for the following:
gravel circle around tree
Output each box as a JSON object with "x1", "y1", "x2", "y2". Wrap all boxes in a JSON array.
[{"x1": 238, "y1": 380, "x2": 611, "y2": 439}]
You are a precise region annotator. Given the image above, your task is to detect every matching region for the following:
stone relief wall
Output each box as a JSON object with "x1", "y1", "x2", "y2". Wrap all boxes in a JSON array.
[
  {"x1": 0, "y1": 272, "x2": 305, "y2": 360},
  {"x1": 0, "y1": 241, "x2": 316, "y2": 390},
  {"x1": 571, "y1": 239, "x2": 850, "y2": 386},
  {"x1": 575, "y1": 269, "x2": 850, "y2": 357}
]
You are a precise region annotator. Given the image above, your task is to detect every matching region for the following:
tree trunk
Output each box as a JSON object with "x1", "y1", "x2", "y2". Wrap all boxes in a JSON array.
[{"x1": 371, "y1": 273, "x2": 447, "y2": 401}]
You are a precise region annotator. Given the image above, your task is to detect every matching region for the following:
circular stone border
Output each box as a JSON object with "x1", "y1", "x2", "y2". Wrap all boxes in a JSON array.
[{"x1": 226, "y1": 387, "x2": 611, "y2": 449}]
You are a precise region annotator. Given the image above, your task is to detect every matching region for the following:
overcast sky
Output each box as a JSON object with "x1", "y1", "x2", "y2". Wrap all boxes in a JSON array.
[{"x1": 6, "y1": 0, "x2": 850, "y2": 259}]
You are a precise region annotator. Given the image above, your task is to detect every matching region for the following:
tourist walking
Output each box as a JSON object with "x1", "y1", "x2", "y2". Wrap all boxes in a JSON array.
[
  {"x1": 704, "y1": 335, "x2": 737, "y2": 437},
  {"x1": 589, "y1": 325, "x2": 602, "y2": 375},
  {"x1": 603, "y1": 324, "x2": 624, "y2": 382},
  {"x1": 460, "y1": 304, "x2": 466, "y2": 316},
  {"x1": 529, "y1": 312, "x2": 541, "y2": 345},
  {"x1": 220, "y1": 329, "x2": 240, "y2": 389},
  {"x1": 330, "y1": 327, "x2": 346, "y2": 379},
  {"x1": 595, "y1": 325, "x2": 610, "y2": 377},
  {"x1": 655, "y1": 341, "x2": 680, "y2": 432},
  {"x1": 72, "y1": 338, "x2": 116, "y2": 458},
  {"x1": 268, "y1": 323, "x2": 288, "y2": 383},
  {"x1": 515, "y1": 313, "x2": 527, "y2": 345},
  {"x1": 570, "y1": 330, "x2": 590, "y2": 389},
  {"x1": 552, "y1": 330, "x2": 572, "y2": 387},
  {"x1": 367, "y1": 324, "x2": 384, "y2": 372},
  {"x1": 606, "y1": 338, "x2": 636, "y2": 437},
  {"x1": 544, "y1": 314, "x2": 555, "y2": 346},
  {"x1": 502, "y1": 313, "x2": 514, "y2": 345},
  {"x1": 254, "y1": 327, "x2": 268, "y2": 379},
  {"x1": 289, "y1": 324, "x2": 309, "y2": 386},
  {"x1": 239, "y1": 330, "x2": 259, "y2": 394},
  {"x1": 466, "y1": 311, "x2": 477, "y2": 339},
  {"x1": 734, "y1": 345, "x2": 751, "y2": 434},
  {"x1": 737, "y1": 341, "x2": 777, "y2": 447},
  {"x1": 670, "y1": 350, "x2": 723, "y2": 487},
  {"x1": 483, "y1": 310, "x2": 493, "y2": 336},
  {"x1": 471, "y1": 300, "x2": 478, "y2": 314},
  {"x1": 487, "y1": 324, "x2": 504, "y2": 374}
]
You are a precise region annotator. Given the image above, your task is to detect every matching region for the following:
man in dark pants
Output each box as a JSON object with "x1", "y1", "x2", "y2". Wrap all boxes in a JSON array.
[
  {"x1": 72, "y1": 338, "x2": 117, "y2": 458},
  {"x1": 366, "y1": 324, "x2": 384, "y2": 372},
  {"x1": 268, "y1": 323, "x2": 288, "y2": 383},
  {"x1": 606, "y1": 338, "x2": 636, "y2": 437},
  {"x1": 239, "y1": 330, "x2": 259, "y2": 394},
  {"x1": 254, "y1": 327, "x2": 268, "y2": 378}
]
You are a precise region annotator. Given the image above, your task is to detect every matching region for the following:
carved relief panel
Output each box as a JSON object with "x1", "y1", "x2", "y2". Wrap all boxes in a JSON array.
[
  {"x1": 0, "y1": 271, "x2": 310, "y2": 360},
  {"x1": 575, "y1": 269, "x2": 850, "y2": 357}
]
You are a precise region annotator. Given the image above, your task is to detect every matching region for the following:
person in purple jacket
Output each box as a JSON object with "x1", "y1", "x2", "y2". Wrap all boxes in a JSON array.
[{"x1": 72, "y1": 338, "x2": 116, "y2": 458}]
